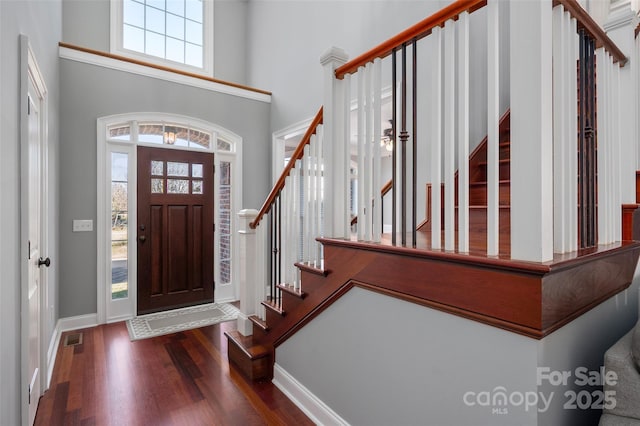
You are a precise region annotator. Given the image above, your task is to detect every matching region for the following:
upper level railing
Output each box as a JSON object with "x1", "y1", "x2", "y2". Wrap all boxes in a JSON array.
[
  {"x1": 552, "y1": 0, "x2": 628, "y2": 253},
  {"x1": 553, "y1": 0, "x2": 626, "y2": 65},
  {"x1": 332, "y1": 0, "x2": 491, "y2": 253}
]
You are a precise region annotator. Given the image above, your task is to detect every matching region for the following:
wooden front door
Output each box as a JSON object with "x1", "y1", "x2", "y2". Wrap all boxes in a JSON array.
[{"x1": 137, "y1": 146, "x2": 214, "y2": 314}]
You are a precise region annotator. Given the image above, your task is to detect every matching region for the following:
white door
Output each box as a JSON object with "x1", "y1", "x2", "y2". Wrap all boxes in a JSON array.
[
  {"x1": 23, "y1": 41, "x2": 49, "y2": 425},
  {"x1": 26, "y1": 89, "x2": 42, "y2": 426}
]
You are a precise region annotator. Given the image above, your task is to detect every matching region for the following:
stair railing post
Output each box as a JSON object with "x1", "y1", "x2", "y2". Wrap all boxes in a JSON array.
[
  {"x1": 509, "y1": 0, "x2": 554, "y2": 262},
  {"x1": 237, "y1": 209, "x2": 259, "y2": 336},
  {"x1": 320, "y1": 47, "x2": 349, "y2": 239}
]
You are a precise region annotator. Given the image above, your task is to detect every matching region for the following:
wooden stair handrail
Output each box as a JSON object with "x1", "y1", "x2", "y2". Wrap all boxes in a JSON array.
[
  {"x1": 335, "y1": 0, "x2": 487, "y2": 79},
  {"x1": 250, "y1": 106, "x2": 324, "y2": 229},
  {"x1": 554, "y1": 0, "x2": 627, "y2": 66},
  {"x1": 381, "y1": 179, "x2": 393, "y2": 197}
]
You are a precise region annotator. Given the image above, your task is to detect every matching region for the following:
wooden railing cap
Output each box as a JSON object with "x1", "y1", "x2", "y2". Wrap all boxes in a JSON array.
[{"x1": 553, "y1": 0, "x2": 628, "y2": 66}]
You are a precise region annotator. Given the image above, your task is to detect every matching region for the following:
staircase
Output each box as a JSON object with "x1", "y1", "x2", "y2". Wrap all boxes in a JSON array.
[{"x1": 226, "y1": 0, "x2": 640, "y2": 387}]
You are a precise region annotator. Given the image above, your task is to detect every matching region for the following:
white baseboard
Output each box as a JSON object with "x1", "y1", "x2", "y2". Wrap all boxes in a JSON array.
[
  {"x1": 58, "y1": 313, "x2": 99, "y2": 332},
  {"x1": 273, "y1": 363, "x2": 349, "y2": 426},
  {"x1": 45, "y1": 322, "x2": 62, "y2": 389},
  {"x1": 215, "y1": 296, "x2": 238, "y2": 304},
  {"x1": 106, "y1": 313, "x2": 133, "y2": 324}
]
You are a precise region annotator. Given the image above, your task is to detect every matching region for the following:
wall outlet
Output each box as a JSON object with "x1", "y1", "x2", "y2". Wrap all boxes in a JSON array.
[{"x1": 73, "y1": 219, "x2": 93, "y2": 232}]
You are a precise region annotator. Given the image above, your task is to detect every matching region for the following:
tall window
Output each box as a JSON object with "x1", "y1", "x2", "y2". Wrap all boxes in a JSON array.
[
  {"x1": 218, "y1": 157, "x2": 232, "y2": 284},
  {"x1": 110, "y1": 152, "x2": 130, "y2": 300},
  {"x1": 111, "y1": 0, "x2": 213, "y2": 75}
]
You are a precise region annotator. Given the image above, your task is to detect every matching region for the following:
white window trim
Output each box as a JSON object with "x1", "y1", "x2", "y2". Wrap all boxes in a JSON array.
[
  {"x1": 110, "y1": 0, "x2": 215, "y2": 77},
  {"x1": 97, "y1": 112, "x2": 242, "y2": 323}
]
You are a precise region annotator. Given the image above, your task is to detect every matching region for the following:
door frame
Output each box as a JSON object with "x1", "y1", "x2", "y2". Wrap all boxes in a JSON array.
[
  {"x1": 20, "y1": 36, "x2": 49, "y2": 425},
  {"x1": 272, "y1": 118, "x2": 312, "y2": 185},
  {"x1": 96, "y1": 113, "x2": 242, "y2": 324}
]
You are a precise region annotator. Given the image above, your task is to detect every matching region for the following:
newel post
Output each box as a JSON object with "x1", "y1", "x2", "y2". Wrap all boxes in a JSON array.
[
  {"x1": 320, "y1": 47, "x2": 349, "y2": 238},
  {"x1": 510, "y1": 0, "x2": 554, "y2": 262},
  {"x1": 236, "y1": 209, "x2": 259, "y2": 336}
]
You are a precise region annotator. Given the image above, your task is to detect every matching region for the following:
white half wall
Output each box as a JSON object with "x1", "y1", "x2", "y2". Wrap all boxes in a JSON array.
[
  {"x1": 275, "y1": 275, "x2": 639, "y2": 425},
  {"x1": 276, "y1": 287, "x2": 539, "y2": 426}
]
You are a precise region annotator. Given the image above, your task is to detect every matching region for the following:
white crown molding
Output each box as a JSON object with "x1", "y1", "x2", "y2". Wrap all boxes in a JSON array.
[
  {"x1": 59, "y1": 45, "x2": 271, "y2": 104},
  {"x1": 273, "y1": 363, "x2": 350, "y2": 426}
]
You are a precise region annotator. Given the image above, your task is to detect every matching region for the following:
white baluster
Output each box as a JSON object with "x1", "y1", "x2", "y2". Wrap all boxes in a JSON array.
[
  {"x1": 292, "y1": 165, "x2": 301, "y2": 289},
  {"x1": 373, "y1": 58, "x2": 382, "y2": 243},
  {"x1": 364, "y1": 62, "x2": 373, "y2": 242},
  {"x1": 357, "y1": 66, "x2": 366, "y2": 241},
  {"x1": 316, "y1": 124, "x2": 324, "y2": 265},
  {"x1": 289, "y1": 175, "x2": 297, "y2": 280},
  {"x1": 430, "y1": 26, "x2": 442, "y2": 250},
  {"x1": 487, "y1": 0, "x2": 500, "y2": 256},
  {"x1": 553, "y1": 5, "x2": 571, "y2": 253},
  {"x1": 568, "y1": 16, "x2": 579, "y2": 252},
  {"x1": 302, "y1": 144, "x2": 310, "y2": 263},
  {"x1": 457, "y1": 11, "x2": 470, "y2": 253},
  {"x1": 309, "y1": 135, "x2": 317, "y2": 264},
  {"x1": 597, "y1": 48, "x2": 608, "y2": 244},
  {"x1": 444, "y1": 19, "x2": 456, "y2": 251},
  {"x1": 343, "y1": 75, "x2": 352, "y2": 238},
  {"x1": 614, "y1": 63, "x2": 622, "y2": 242},
  {"x1": 607, "y1": 55, "x2": 614, "y2": 243}
]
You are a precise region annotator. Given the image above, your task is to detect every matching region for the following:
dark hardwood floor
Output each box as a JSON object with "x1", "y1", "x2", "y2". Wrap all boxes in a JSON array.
[{"x1": 35, "y1": 320, "x2": 313, "y2": 426}]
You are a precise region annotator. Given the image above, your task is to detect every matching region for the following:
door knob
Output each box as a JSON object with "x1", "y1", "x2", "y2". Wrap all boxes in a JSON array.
[
  {"x1": 38, "y1": 257, "x2": 51, "y2": 268},
  {"x1": 139, "y1": 235, "x2": 147, "y2": 243}
]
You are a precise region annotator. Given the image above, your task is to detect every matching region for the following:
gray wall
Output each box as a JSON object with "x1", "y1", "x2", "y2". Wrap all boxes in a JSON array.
[
  {"x1": 276, "y1": 278, "x2": 640, "y2": 425},
  {"x1": 59, "y1": 58, "x2": 270, "y2": 317},
  {"x1": 0, "y1": 1, "x2": 61, "y2": 424},
  {"x1": 276, "y1": 287, "x2": 539, "y2": 426},
  {"x1": 62, "y1": 0, "x2": 248, "y2": 84}
]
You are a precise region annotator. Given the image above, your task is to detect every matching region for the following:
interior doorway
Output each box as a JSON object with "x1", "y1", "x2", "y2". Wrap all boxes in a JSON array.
[{"x1": 21, "y1": 37, "x2": 50, "y2": 426}]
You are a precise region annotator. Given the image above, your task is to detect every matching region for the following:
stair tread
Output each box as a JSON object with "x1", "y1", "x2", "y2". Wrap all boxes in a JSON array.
[
  {"x1": 262, "y1": 299, "x2": 286, "y2": 316},
  {"x1": 224, "y1": 330, "x2": 270, "y2": 360},
  {"x1": 477, "y1": 159, "x2": 510, "y2": 165},
  {"x1": 295, "y1": 261, "x2": 329, "y2": 276},
  {"x1": 248, "y1": 315, "x2": 270, "y2": 332},
  {"x1": 277, "y1": 283, "x2": 306, "y2": 299},
  {"x1": 469, "y1": 180, "x2": 511, "y2": 186},
  {"x1": 466, "y1": 205, "x2": 511, "y2": 209}
]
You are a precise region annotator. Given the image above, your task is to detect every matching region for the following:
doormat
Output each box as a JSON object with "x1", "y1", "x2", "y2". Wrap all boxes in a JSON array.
[{"x1": 126, "y1": 302, "x2": 240, "y2": 341}]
